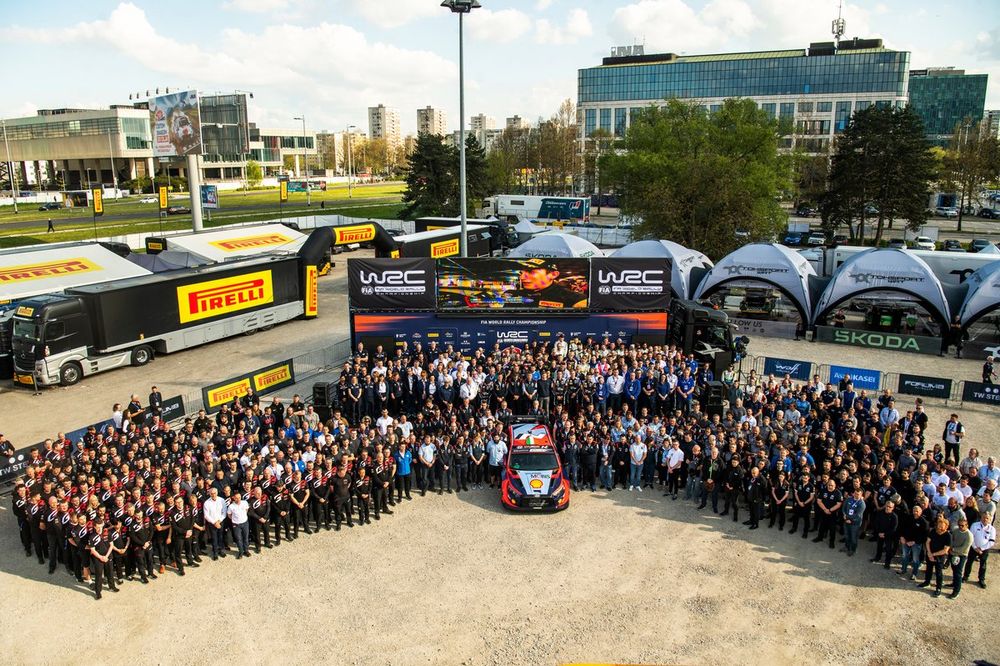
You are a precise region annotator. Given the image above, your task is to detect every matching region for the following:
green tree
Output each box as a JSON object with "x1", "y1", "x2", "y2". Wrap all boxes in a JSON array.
[
  {"x1": 245, "y1": 160, "x2": 263, "y2": 188},
  {"x1": 791, "y1": 153, "x2": 829, "y2": 208},
  {"x1": 457, "y1": 133, "x2": 488, "y2": 216},
  {"x1": 399, "y1": 133, "x2": 457, "y2": 219},
  {"x1": 600, "y1": 98, "x2": 789, "y2": 259},
  {"x1": 820, "y1": 105, "x2": 934, "y2": 245}
]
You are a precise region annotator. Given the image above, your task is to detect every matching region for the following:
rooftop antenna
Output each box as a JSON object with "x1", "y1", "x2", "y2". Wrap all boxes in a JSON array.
[{"x1": 831, "y1": 0, "x2": 846, "y2": 46}]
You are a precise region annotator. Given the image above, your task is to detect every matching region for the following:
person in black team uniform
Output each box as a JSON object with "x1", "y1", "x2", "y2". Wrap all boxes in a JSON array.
[
  {"x1": 354, "y1": 467, "x2": 372, "y2": 526},
  {"x1": 372, "y1": 451, "x2": 394, "y2": 520},
  {"x1": 789, "y1": 471, "x2": 815, "y2": 538},
  {"x1": 11, "y1": 485, "x2": 33, "y2": 557},
  {"x1": 310, "y1": 468, "x2": 331, "y2": 531},
  {"x1": 721, "y1": 457, "x2": 744, "y2": 522},
  {"x1": 88, "y1": 520, "x2": 118, "y2": 600},
  {"x1": 744, "y1": 466, "x2": 765, "y2": 530},
  {"x1": 249, "y1": 487, "x2": 272, "y2": 551},
  {"x1": 290, "y1": 471, "x2": 311, "y2": 536},
  {"x1": 331, "y1": 466, "x2": 354, "y2": 530},
  {"x1": 44, "y1": 496, "x2": 63, "y2": 574},
  {"x1": 129, "y1": 515, "x2": 155, "y2": 584},
  {"x1": 168, "y1": 496, "x2": 196, "y2": 575},
  {"x1": 814, "y1": 479, "x2": 844, "y2": 549},
  {"x1": 272, "y1": 486, "x2": 292, "y2": 544}
]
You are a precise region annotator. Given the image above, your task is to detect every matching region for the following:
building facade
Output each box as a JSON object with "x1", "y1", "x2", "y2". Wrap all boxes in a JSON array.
[
  {"x1": 985, "y1": 110, "x2": 1000, "y2": 139},
  {"x1": 368, "y1": 104, "x2": 401, "y2": 146},
  {"x1": 416, "y1": 106, "x2": 448, "y2": 136},
  {"x1": 470, "y1": 113, "x2": 496, "y2": 132},
  {"x1": 506, "y1": 115, "x2": 531, "y2": 130},
  {"x1": 907, "y1": 67, "x2": 988, "y2": 145},
  {"x1": 577, "y1": 39, "x2": 911, "y2": 154}
]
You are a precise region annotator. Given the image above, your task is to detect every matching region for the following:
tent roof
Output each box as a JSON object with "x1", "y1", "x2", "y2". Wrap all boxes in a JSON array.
[
  {"x1": 692, "y1": 243, "x2": 816, "y2": 322},
  {"x1": 507, "y1": 232, "x2": 603, "y2": 258},
  {"x1": 814, "y1": 248, "x2": 951, "y2": 324},
  {"x1": 164, "y1": 223, "x2": 305, "y2": 262},
  {"x1": 958, "y1": 259, "x2": 1000, "y2": 327},
  {"x1": 1, "y1": 243, "x2": 152, "y2": 302},
  {"x1": 612, "y1": 239, "x2": 713, "y2": 299}
]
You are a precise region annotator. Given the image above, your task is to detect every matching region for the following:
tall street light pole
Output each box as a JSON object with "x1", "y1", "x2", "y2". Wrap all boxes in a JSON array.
[
  {"x1": 294, "y1": 116, "x2": 311, "y2": 206},
  {"x1": 442, "y1": 0, "x2": 480, "y2": 257},
  {"x1": 346, "y1": 124, "x2": 356, "y2": 198},
  {"x1": 2, "y1": 119, "x2": 18, "y2": 214}
]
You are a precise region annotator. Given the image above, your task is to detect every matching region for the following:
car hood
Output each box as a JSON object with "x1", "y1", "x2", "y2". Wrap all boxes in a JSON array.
[{"x1": 517, "y1": 470, "x2": 554, "y2": 495}]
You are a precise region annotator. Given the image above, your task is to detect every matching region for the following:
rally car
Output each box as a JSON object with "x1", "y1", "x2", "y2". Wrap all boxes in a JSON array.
[{"x1": 501, "y1": 421, "x2": 570, "y2": 511}]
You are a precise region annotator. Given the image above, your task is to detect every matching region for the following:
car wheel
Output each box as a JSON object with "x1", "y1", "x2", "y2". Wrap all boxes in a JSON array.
[
  {"x1": 130, "y1": 345, "x2": 153, "y2": 366},
  {"x1": 59, "y1": 362, "x2": 83, "y2": 386}
]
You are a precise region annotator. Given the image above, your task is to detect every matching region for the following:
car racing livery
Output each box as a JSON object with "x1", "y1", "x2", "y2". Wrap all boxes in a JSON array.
[{"x1": 501, "y1": 422, "x2": 570, "y2": 511}]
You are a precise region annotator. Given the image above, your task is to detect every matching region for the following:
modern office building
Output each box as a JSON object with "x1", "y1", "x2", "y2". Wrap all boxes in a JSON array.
[
  {"x1": 416, "y1": 106, "x2": 448, "y2": 136},
  {"x1": 577, "y1": 38, "x2": 911, "y2": 153},
  {"x1": 368, "y1": 104, "x2": 401, "y2": 146},
  {"x1": 907, "y1": 67, "x2": 988, "y2": 145},
  {"x1": 985, "y1": 110, "x2": 1000, "y2": 139},
  {"x1": 470, "y1": 113, "x2": 496, "y2": 132}
]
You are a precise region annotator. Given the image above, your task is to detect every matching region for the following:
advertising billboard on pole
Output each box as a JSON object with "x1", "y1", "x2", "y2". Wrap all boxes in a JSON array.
[{"x1": 149, "y1": 90, "x2": 202, "y2": 157}]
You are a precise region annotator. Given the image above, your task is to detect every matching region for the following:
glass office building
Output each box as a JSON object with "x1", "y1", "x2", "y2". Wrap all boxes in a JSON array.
[
  {"x1": 907, "y1": 68, "x2": 988, "y2": 145},
  {"x1": 578, "y1": 39, "x2": 911, "y2": 153}
]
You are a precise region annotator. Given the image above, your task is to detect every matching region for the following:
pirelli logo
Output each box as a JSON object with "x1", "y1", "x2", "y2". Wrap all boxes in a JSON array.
[
  {"x1": 176, "y1": 270, "x2": 274, "y2": 324},
  {"x1": 206, "y1": 377, "x2": 251, "y2": 408},
  {"x1": 253, "y1": 364, "x2": 292, "y2": 392},
  {"x1": 334, "y1": 224, "x2": 376, "y2": 245},
  {"x1": 209, "y1": 233, "x2": 293, "y2": 252},
  {"x1": 430, "y1": 238, "x2": 459, "y2": 258},
  {"x1": 304, "y1": 266, "x2": 318, "y2": 317},
  {"x1": 0, "y1": 258, "x2": 100, "y2": 283}
]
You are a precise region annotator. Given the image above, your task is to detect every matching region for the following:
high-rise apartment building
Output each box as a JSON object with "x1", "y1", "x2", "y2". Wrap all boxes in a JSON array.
[
  {"x1": 368, "y1": 104, "x2": 401, "y2": 146},
  {"x1": 416, "y1": 106, "x2": 448, "y2": 136}
]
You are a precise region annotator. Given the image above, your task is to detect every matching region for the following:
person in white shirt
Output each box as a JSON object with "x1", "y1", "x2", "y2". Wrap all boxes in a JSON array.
[
  {"x1": 488, "y1": 437, "x2": 507, "y2": 488},
  {"x1": 665, "y1": 440, "x2": 685, "y2": 499},
  {"x1": 628, "y1": 439, "x2": 647, "y2": 491},
  {"x1": 227, "y1": 492, "x2": 251, "y2": 559},
  {"x1": 553, "y1": 334, "x2": 568, "y2": 358},
  {"x1": 966, "y1": 512, "x2": 996, "y2": 588},
  {"x1": 376, "y1": 409, "x2": 395, "y2": 437},
  {"x1": 397, "y1": 415, "x2": 413, "y2": 439},
  {"x1": 202, "y1": 487, "x2": 228, "y2": 560}
]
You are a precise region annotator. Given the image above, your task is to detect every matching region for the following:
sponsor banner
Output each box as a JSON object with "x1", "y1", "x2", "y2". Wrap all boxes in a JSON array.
[
  {"x1": 146, "y1": 239, "x2": 165, "y2": 253},
  {"x1": 437, "y1": 257, "x2": 589, "y2": 311},
  {"x1": 1, "y1": 444, "x2": 45, "y2": 487},
  {"x1": 158, "y1": 186, "x2": 169, "y2": 210},
  {"x1": 208, "y1": 232, "x2": 293, "y2": 252},
  {"x1": 348, "y1": 258, "x2": 436, "y2": 310},
  {"x1": 176, "y1": 269, "x2": 274, "y2": 324},
  {"x1": 149, "y1": 90, "x2": 202, "y2": 157},
  {"x1": 202, "y1": 360, "x2": 295, "y2": 411},
  {"x1": 251, "y1": 360, "x2": 295, "y2": 393},
  {"x1": 763, "y1": 356, "x2": 812, "y2": 381},
  {"x1": 898, "y1": 374, "x2": 952, "y2": 399},
  {"x1": 731, "y1": 317, "x2": 799, "y2": 339},
  {"x1": 334, "y1": 224, "x2": 376, "y2": 245},
  {"x1": 92, "y1": 189, "x2": 103, "y2": 216},
  {"x1": 304, "y1": 265, "x2": 318, "y2": 317},
  {"x1": 158, "y1": 395, "x2": 186, "y2": 422},
  {"x1": 430, "y1": 238, "x2": 460, "y2": 258},
  {"x1": 815, "y1": 325, "x2": 942, "y2": 355},
  {"x1": 279, "y1": 181, "x2": 288, "y2": 203},
  {"x1": 0, "y1": 258, "x2": 99, "y2": 284},
  {"x1": 200, "y1": 184, "x2": 219, "y2": 209},
  {"x1": 961, "y1": 381, "x2": 1000, "y2": 406},
  {"x1": 829, "y1": 364, "x2": 881, "y2": 391},
  {"x1": 589, "y1": 257, "x2": 671, "y2": 311}
]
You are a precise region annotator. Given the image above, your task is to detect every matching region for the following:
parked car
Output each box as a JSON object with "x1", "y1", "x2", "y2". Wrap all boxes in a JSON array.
[
  {"x1": 887, "y1": 238, "x2": 907, "y2": 249},
  {"x1": 783, "y1": 231, "x2": 804, "y2": 246},
  {"x1": 166, "y1": 205, "x2": 191, "y2": 215},
  {"x1": 934, "y1": 206, "x2": 959, "y2": 218},
  {"x1": 798, "y1": 247, "x2": 822, "y2": 261},
  {"x1": 969, "y1": 238, "x2": 992, "y2": 253},
  {"x1": 832, "y1": 234, "x2": 849, "y2": 246},
  {"x1": 864, "y1": 204, "x2": 879, "y2": 216},
  {"x1": 37, "y1": 202, "x2": 61, "y2": 211},
  {"x1": 794, "y1": 205, "x2": 816, "y2": 217},
  {"x1": 977, "y1": 207, "x2": 1000, "y2": 219},
  {"x1": 913, "y1": 236, "x2": 936, "y2": 251},
  {"x1": 942, "y1": 239, "x2": 965, "y2": 252},
  {"x1": 138, "y1": 195, "x2": 157, "y2": 204},
  {"x1": 806, "y1": 231, "x2": 826, "y2": 246}
]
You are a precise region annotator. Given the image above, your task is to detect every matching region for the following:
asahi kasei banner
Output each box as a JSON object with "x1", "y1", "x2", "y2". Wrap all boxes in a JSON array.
[
  {"x1": 348, "y1": 258, "x2": 436, "y2": 310},
  {"x1": 589, "y1": 257, "x2": 671, "y2": 311}
]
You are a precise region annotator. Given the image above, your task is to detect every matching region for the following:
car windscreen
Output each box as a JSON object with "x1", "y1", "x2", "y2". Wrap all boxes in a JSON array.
[
  {"x1": 508, "y1": 451, "x2": 558, "y2": 471},
  {"x1": 12, "y1": 318, "x2": 40, "y2": 341}
]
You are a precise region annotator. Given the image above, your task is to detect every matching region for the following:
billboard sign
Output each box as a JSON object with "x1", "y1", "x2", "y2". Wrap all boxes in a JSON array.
[
  {"x1": 149, "y1": 90, "x2": 202, "y2": 157},
  {"x1": 731, "y1": 317, "x2": 799, "y2": 339},
  {"x1": 815, "y1": 325, "x2": 941, "y2": 355},
  {"x1": 589, "y1": 257, "x2": 671, "y2": 311},
  {"x1": 437, "y1": 257, "x2": 589, "y2": 310},
  {"x1": 201, "y1": 184, "x2": 219, "y2": 209},
  {"x1": 763, "y1": 356, "x2": 812, "y2": 381},
  {"x1": 961, "y1": 381, "x2": 1000, "y2": 406},
  {"x1": 898, "y1": 374, "x2": 952, "y2": 399},
  {"x1": 829, "y1": 364, "x2": 881, "y2": 391},
  {"x1": 348, "y1": 258, "x2": 436, "y2": 311}
]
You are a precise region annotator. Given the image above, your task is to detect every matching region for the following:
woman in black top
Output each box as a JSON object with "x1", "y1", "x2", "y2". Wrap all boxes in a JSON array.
[
  {"x1": 769, "y1": 471, "x2": 789, "y2": 530},
  {"x1": 919, "y1": 517, "x2": 953, "y2": 597}
]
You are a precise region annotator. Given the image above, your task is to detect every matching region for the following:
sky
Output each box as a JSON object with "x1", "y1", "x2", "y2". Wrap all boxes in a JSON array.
[{"x1": 1, "y1": 0, "x2": 998, "y2": 135}]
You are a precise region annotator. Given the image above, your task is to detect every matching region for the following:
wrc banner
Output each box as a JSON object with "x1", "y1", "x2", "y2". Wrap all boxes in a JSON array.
[{"x1": 201, "y1": 359, "x2": 295, "y2": 411}]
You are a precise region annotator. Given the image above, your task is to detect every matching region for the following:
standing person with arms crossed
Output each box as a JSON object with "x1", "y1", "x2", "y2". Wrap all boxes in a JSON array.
[
  {"x1": 228, "y1": 492, "x2": 251, "y2": 559},
  {"x1": 919, "y1": 516, "x2": 953, "y2": 597},
  {"x1": 965, "y1": 511, "x2": 995, "y2": 589},
  {"x1": 203, "y1": 487, "x2": 227, "y2": 561}
]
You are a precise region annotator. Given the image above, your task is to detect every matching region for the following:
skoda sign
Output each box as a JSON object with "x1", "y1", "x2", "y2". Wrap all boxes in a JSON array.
[
  {"x1": 898, "y1": 374, "x2": 952, "y2": 399},
  {"x1": 763, "y1": 356, "x2": 812, "y2": 381},
  {"x1": 816, "y1": 326, "x2": 942, "y2": 356},
  {"x1": 829, "y1": 364, "x2": 881, "y2": 391}
]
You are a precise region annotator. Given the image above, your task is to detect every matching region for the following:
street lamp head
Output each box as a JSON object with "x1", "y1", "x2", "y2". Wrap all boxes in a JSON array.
[{"x1": 441, "y1": 0, "x2": 481, "y2": 13}]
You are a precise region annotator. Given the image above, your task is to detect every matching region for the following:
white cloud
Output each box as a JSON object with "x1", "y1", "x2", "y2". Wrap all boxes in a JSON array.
[
  {"x1": 468, "y1": 8, "x2": 532, "y2": 44},
  {"x1": 222, "y1": 0, "x2": 289, "y2": 11},
  {"x1": 611, "y1": 0, "x2": 759, "y2": 53},
  {"x1": 350, "y1": 0, "x2": 441, "y2": 29},
  {"x1": 535, "y1": 8, "x2": 592, "y2": 45},
  {"x1": 755, "y1": 0, "x2": 872, "y2": 48},
  {"x1": 536, "y1": 0, "x2": 554, "y2": 9}
]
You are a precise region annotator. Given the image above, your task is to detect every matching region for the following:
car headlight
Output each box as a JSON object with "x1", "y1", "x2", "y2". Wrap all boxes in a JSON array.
[{"x1": 551, "y1": 483, "x2": 565, "y2": 499}]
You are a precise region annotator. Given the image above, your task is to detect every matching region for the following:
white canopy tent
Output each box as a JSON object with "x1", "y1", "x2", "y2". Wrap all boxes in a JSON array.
[
  {"x1": 813, "y1": 248, "x2": 951, "y2": 326},
  {"x1": 612, "y1": 239, "x2": 713, "y2": 299},
  {"x1": 692, "y1": 243, "x2": 817, "y2": 323},
  {"x1": 163, "y1": 223, "x2": 305, "y2": 263},
  {"x1": 0, "y1": 244, "x2": 151, "y2": 302},
  {"x1": 507, "y1": 232, "x2": 603, "y2": 258},
  {"x1": 958, "y1": 260, "x2": 1000, "y2": 327}
]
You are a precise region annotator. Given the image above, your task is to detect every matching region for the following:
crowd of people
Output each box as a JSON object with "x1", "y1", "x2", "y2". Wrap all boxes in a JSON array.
[{"x1": 7, "y1": 336, "x2": 997, "y2": 601}]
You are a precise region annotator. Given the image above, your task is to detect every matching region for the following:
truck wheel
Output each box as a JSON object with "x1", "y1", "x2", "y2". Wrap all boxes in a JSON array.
[
  {"x1": 131, "y1": 345, "x2": 153, "y2": 366},
  {"x1": 59, "y1": 362, "x2": 82, "y2": 386}
]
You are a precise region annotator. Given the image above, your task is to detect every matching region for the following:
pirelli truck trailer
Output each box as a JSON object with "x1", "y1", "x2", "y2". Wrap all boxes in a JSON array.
[{"x1": 11, "y1": 251, "x2": 321, "y2": 387}]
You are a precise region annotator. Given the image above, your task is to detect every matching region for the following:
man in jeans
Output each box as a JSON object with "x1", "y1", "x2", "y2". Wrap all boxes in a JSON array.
[
  {"x1": 227, "y1": 492, "x2": 251, "y2": 560},
  {"x1": 899, "y1": 505, "x2": 929, "y2": 580},
  {"x1": 628, "y1": 437, "x2": 646, "y2": 492},
  {"x1": 842, "y1": 487, "x2": 866, "y2": 556},
  {"x1": 202, "y1": 487, "x2": 227, "y2": 561}
]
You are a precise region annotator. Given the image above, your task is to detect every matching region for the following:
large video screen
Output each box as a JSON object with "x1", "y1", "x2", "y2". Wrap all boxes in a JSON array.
[{"x1": 436, "y1": 257, "x2": 589, "y2": 310}]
